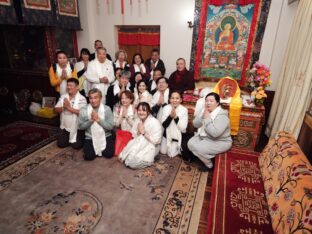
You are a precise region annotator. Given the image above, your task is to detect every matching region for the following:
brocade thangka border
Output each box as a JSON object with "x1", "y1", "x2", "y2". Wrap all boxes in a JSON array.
[
  {"x1": 57, "y1": 0, "x2": 78, "y2": 17},
  {"x1": 23, "y1": 0, "x2": 51, "y2": 11}
]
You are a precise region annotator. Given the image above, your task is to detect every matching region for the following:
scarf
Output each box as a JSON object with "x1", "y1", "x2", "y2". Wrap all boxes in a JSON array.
[
  {"x1": 162, "y1": 104, "x2": 188, "y2": 157},
  {"x1": 135, "y1": 90, "x2": 152, "y2": 106},
  {"x1": 149, "y1": 78, "x2": 157, "y2": 91},
  {"x1": 134, "y1": 64, "x2": 146, "y2": 74},
  {"x1": 115, "y1": 60, "x2": 127, "y2": 69},
  {"x1": 149, "y1": 60, "x2": 159, "y2": 76},
  {"x1": 174, "y1": 68, "x2": 187, "y2": 83},
  {"x1": 59, "y1": 93, "x2": 82, "y2": 143},
  {"x1": 113, "y1": 82, "x2": 130, "y2": 96},
  {"x1": 197, "y1": 106, "x2": 222, "y2": 137},
  {"x1": 56, "y1": 62, "x2": 72, "y2": 95},
  {"x1": 152, "y1": 88, "x2": 169, "y2": 121},
  {"x1": 87, "y1": 104, "x2": 106, "y2": 156}
]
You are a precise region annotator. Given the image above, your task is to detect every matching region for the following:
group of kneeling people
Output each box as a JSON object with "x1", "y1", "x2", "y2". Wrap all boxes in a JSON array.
[{"x1": 54, "y1": 75, "x2": 232, "y2": 170}]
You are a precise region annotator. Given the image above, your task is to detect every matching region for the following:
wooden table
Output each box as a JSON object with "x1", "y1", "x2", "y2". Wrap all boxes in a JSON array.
[{"x1": 183, "y1": 94, "x2": 265, "y2": 151}]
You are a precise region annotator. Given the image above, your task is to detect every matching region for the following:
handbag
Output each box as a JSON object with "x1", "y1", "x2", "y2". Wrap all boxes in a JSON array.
[{"x1": 114, "y1": 129, "x2": 133, "y2": 156}]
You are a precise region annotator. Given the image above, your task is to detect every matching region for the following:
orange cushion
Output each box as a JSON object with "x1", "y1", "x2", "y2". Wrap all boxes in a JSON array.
[{"x1": 258, "y1": 131, "x2": 312, "y2": 233}]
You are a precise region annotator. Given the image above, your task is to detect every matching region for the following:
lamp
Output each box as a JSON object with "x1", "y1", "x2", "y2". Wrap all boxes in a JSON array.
[{"x1": 187, "y1": 21, "x2": 194, "y2": 28}]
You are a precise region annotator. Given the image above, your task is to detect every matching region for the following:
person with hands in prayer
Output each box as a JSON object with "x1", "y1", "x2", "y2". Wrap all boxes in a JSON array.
[{"x1": 78, "y1": 88, "x2": 115, "y2": 161}]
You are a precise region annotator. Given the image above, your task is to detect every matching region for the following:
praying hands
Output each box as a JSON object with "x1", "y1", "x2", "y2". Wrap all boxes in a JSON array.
[
  {"x1": 100, "y1": 77, "x2": 109, "y2": 84},
  {"x1": 138, "y1": 122, "x2": 145, "y2": 135},
  {"x1": 91, "y1": 111, "x2": 100, "y2": 122}
]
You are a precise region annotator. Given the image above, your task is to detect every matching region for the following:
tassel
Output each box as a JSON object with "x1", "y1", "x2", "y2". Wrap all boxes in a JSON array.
[{"x1": 121, "y1": 0, "x2": 124, "y2": 14}]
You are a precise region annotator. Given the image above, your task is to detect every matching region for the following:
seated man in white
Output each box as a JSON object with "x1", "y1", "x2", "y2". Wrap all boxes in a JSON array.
[
  {"x1": 119, "y1": 102, "x2": 162, "y2": 169},
  {"x1": 151, "y1": 77, "x2": 170, "y2": 121},
  {"x1": 78, "y1": 88, "x2": 115, "y2": 160},
  {"x1": 84, "y1": 47, "x2": 114, "y2": 104},
  {"x1": 54, "y1": 78, "x2": 87, "y2": 149}
]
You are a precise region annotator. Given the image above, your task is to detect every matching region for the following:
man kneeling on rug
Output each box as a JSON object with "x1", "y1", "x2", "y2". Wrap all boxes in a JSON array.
[
  {"x1": 78, "y1": 88, "x2": 115, "y2": 160},
  {"x1": 187, "y1": 92, "x2": 232, "y2": 170},
  {"x1": 54, "y1": 78, "x2": 87, "y2": 149}
]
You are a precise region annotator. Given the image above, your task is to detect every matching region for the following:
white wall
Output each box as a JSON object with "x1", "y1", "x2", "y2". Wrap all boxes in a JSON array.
[
  {"x1": 77, "y1": 0, "x2": 299, "y2": 90},
  {"x1": 259, "y1": 0, "x2": 298, "y2": 91},
  {"x1": 77, "y1": 0, "x2": 195, "y2": 76}
]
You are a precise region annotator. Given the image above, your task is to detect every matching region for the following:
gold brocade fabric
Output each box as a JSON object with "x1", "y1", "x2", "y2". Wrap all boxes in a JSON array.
[{"x1": 213, "y1": 76, "x2": 242, "y2": 135}]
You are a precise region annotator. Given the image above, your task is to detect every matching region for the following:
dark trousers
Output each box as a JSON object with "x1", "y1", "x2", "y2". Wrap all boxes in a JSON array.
[
  {"x1": 181, "y1": 132, "x2": 197, "y2": 163},
  {"x1": 83, "y1": 135, "x2": 115, "y2": 161},
  {"x1": 57, "y1": 129, "x2": 85, "y2": 149}
]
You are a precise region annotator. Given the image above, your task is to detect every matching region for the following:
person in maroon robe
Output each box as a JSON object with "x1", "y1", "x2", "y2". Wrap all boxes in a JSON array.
[{"x1": 168, "y1": 58, "x2": 195, "y2": 93}]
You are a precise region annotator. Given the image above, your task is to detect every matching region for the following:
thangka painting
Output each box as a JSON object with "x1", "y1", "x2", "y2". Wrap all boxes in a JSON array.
[
  {"x1": 194, "y1": 0, "x2": 265, "y2": 85},
  {"x1": 23, "y1": 0, "x2": 51, "y2": 10},
  {"x1": 57, "y1": 0, "x2": 78, "y2": 17}
]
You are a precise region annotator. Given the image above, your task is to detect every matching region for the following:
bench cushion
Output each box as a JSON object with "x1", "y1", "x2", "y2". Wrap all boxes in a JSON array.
[{"x1": 259, "y1": 131, "x2": 312, "y2": 233}]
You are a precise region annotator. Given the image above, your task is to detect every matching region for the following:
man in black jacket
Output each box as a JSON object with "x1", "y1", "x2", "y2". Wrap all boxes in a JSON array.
[
  {"x1": 145, "y1": 48, "x2": 166, "y2": 76},
  {"x1": 90, "y1": 40, "x2": 112, "y2": 61},
  {"x1": 105, "y1": 70, "x2": 131, "y2": 111}
]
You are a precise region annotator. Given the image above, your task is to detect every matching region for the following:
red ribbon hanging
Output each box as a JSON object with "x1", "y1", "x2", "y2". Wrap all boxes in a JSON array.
[
  {"x1": 130, "y1": 0, "x2": 132, "y2": 5},
  {"x1": 121, "y1": 0, "x2": 124, "y2": 14}
]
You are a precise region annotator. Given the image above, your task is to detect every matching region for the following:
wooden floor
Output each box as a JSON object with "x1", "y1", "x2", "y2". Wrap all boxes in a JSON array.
[{"x1": 197, "y1": 171, "x2": 213, "y2": 233}]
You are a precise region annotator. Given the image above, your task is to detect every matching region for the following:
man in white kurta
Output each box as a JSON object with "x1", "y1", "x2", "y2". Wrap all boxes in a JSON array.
[
  {"x1": 54, "y1": 78, "x2": 87, "y2": 149},
  {"x1": 84, "y1": 47, "x2": 114, "y2": 103}
]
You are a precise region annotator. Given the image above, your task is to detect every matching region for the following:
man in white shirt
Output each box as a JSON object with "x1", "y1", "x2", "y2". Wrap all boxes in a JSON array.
[
  {"x1": 84, "y1": 47, "x2": 115, "y2": 102},
  {"x1": 54, "y1": 78, "x2": 87, "y2": 149}
]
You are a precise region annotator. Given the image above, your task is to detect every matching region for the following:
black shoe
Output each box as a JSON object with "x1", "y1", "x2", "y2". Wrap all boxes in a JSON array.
[{"x1": 198, "y1": 164, "x2": 213, "y2": 172}]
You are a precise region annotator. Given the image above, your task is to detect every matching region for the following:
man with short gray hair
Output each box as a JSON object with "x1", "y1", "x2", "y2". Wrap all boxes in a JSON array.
[
  {"x1": 85, "y1": 47, "x2": 115, "y2": 103},
  {"x1": 106, "y1": 70, "x2": 131, "y2": 111},
  {"x1": 78, "y1": 88, "x2": 115, "y2": 160}
]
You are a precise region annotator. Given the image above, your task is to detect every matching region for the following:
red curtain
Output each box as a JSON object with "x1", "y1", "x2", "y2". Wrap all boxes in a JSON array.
[{"x1": 118, "y1": 27, "x2": 160, "y2": 46}]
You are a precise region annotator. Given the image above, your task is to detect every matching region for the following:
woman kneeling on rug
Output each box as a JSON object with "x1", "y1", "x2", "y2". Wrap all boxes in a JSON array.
[
  {"x1": 160, "y1": 91, "x2": 188, "y2": 157},
  {"x1": 118, "y1": 102, "x2": 162, "y2": 169},
  {"x1": 187, "y1": 92, "x2": 232, "y2": 170}
]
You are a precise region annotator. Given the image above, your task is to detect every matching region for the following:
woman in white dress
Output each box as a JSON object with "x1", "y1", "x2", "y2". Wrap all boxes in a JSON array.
[
  {"x1": 113, "y1": 90, "x2": 135, "y2": 131},
  {"x1": 134, "y1": 80, "x2": 153, "y2": 107},
  {"x1": 119, "y1": 102, "x2": 162, "y2": 169},
  {"x1": 160, "y1": 91, "x2": 188, "y2": 157}
]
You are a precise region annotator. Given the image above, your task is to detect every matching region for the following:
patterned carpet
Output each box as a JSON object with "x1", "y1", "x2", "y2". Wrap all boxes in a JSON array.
[
  {"x1": 207, "y1": 150, "x2": 273, "y2": 234},
  {"x1": 0, "y1": 143, "x2": 208, "y2": 233},
  {"x1": 0, "y1": 121, "x2": 58, "y2": 170}
]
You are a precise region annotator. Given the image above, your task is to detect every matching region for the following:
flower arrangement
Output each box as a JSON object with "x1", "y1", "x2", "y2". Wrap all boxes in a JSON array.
[
  {"x1": 247, "y1": 61, "x2": 272, "y2": 106},
  {"x1": 247, "y1": 61, "x2": 272, "y2": 88},
  {"x1": 251, "y1": 87, "x2": 267, "y2": 105}
]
